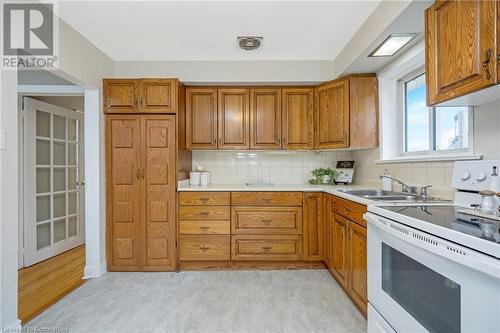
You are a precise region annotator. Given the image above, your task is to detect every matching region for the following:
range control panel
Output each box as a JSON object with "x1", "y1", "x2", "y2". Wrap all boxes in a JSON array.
[{"x1": 452, "y1": 160, "x2": 500, "y2": 192}]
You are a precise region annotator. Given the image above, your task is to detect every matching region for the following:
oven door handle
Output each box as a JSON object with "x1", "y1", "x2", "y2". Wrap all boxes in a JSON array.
[{"x1": 365, "y1": 213, "x2": 500, "y2": 280}]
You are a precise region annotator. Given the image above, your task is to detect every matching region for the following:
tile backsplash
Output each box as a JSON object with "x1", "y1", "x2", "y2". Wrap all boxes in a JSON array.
[{"x1": 192, "y1": 151, "x2": 353, "y2": 185}]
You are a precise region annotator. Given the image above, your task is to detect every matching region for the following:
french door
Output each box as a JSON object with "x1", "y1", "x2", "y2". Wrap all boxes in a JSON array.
[{"x1": 23, "y1": 97, "x2": 85, "y2": 266}]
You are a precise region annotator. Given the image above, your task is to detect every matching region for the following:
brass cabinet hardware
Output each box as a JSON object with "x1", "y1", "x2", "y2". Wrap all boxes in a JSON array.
[
  {"x1": 200, "y1": 211, "x2": 209, "y2": 216},
  {"x1": 199, "y1": 244, "x2": 210, "y2": 252},
  {"x1": 199, "y1": 226, "x2": 210, "y2": 231},
  {"x1": 200, "y1": 197, "x2": 209, "y2": 203},
  {"x1": 261, "y1": 218, "x2": 272, "y2": 225},
  {"x1": 483, "y1": 48, "x2": 492, "y2": 80},
  {"x1": 262, "y1": 198, "x2": 272, "y2": 203},
  {"x1": 136, "y1": 168, "x2": 141, "y2": 179},
  {"x1": 262, "y1": 246, "x2": 272, "y2": 252}
]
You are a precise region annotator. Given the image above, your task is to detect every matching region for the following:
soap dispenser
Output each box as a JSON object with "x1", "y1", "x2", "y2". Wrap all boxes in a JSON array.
[{"x1": 382, "y1": 169, "x2": 392, "y2": 191}]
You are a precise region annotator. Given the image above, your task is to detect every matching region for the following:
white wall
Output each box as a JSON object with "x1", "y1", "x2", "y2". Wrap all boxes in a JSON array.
[
  {"x1": 192, "y1": 151, "x2": 353, "y2": 185},
  {"x1": 113, "y1": 60, "x2": 334, "y2": 83}
]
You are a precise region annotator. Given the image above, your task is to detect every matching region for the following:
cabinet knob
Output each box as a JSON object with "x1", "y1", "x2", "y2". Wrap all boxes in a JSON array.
[
  {"x1": 200, "y1": 244, "x2": 210, "y2": 252},
  {"x1": 262, "y1": 246, "x2": 272, "y2": 252}
]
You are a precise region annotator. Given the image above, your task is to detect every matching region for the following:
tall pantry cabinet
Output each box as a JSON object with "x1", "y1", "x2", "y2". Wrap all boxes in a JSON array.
[{"x1": 104, "y1": 78, "x2": 191, "y2": 271}]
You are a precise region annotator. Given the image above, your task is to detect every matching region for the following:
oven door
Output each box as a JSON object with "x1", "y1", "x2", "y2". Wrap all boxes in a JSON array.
[{"x1": 365, "y1": 212, "x2": 500, "y2": 333}]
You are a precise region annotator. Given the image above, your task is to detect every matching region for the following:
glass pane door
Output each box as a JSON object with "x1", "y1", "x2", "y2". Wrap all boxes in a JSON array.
[{"x1": 25, "y1": 97, "x2": 84, "y2": 266}]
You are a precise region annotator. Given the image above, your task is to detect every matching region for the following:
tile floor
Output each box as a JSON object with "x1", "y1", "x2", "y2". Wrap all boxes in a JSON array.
[{"x1": 26, "y1": 270, "x2": 366, "y2": 333}]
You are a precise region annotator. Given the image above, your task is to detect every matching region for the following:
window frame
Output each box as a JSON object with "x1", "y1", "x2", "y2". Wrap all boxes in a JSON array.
[{"x1": 397, "y1": 68, "x2": 474, "y2": 158}]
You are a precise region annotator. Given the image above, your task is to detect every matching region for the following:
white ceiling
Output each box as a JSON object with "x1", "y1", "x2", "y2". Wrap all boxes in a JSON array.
[{"x1": 59, "y1": 1, "x2": 381, "y2": 61}]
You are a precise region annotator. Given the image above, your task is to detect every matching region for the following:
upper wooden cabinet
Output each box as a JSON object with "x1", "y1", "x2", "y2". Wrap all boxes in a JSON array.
[
  {"x1": 315, "y1": 75, "x2": 378, "y2": 149},
  {"x1": 425, "y1": 0, "x2": 497, "y2": 105},
  {"x1": 282, "y1": 88, "x2": 314, "y2": 150},
  {"x1": 186, "y1": 88, "x2": 218, "y2": 149},
  {"x1": 104, "y1": 78, "x2": 178, "y2": 114},
  {"x1": 139, "y1": 79, "x2": 177, "y2": 113},
  {"x1": 104, "y1": 79, "x2": 138, "y2": 114},
  {"x1": 250, "y1": 88, "x2": 282, "y2": 149},
  {"x1": 218, "y1": 88, "x2": 250, "y2": 150},
  {"x1": 315, "y1": 80, "x2": 349, "y2": 149}
]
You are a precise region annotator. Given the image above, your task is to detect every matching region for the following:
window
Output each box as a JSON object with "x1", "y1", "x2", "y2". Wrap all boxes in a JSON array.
[{"x1": 401, "y1": 71, "x2": 471, "y2": 155}]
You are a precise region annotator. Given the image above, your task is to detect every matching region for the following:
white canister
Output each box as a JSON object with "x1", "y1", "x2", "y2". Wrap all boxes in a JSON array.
[
  {"x1": 200, "y1": 172, "x2": 211, "y2": 186},
  {"x1": 189, "y1": 172, "x2": 201, "y2": 186}
]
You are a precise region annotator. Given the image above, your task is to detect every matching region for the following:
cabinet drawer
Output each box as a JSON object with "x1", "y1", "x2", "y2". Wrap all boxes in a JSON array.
[
  {"x1": 179, "y1": 235, "x2": 230, "y2": 261},
  {"x1": 179, "y1": 192, "x2": 230, "y2": 206},
  {"x1": 178, "y1": 206, "x2": 230, "y2": 221},
  {"x1": 231, "y1": 192, "x2": 302, "y2": 206},
  {"x1": 179, "y1": 220, "x2": 230, "y2": 235},
  {"x1": 330, "y1": 196, "x2": 367, "y2": 227},
  {"x1": 232, "y1": 207, "x2": 302, "y2": 234},
  {"x1": 231, "y1": 235, "x2": 302, "y2": 261}
]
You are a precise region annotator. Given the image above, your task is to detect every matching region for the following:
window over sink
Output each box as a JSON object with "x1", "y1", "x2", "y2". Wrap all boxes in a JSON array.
[{"x1": 399, "y1": 70, "x2": 472, "y2": 156}]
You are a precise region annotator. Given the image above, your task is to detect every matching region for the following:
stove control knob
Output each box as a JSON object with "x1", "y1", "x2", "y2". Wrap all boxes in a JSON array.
[
  {"x1": 476, "y1": 171, "x2": 488, "y2": 182},
  {"x1": 460, "y1": 171, "x2": 471, "y2": 181}
]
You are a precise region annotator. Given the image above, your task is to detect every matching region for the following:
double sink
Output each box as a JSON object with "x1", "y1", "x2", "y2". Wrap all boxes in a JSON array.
[{"x1": 338, "y1": 189, "x2": 450, "y2": 203}]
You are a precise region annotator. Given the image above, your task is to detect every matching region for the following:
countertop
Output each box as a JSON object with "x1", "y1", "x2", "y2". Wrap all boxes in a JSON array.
[{"x1": 177, "y1": 182, "x2": 379, "y2": 206}]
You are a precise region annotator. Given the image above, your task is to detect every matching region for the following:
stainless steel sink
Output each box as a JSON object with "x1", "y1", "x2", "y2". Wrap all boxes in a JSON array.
[{"x1": 338, "y1": 188, "x2": 450, "y2": 203}]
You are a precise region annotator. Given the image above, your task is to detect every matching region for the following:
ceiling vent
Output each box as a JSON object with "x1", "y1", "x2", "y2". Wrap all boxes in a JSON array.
[{"x1": 238, "y1": 36, "x2": 263, "y2": 51}]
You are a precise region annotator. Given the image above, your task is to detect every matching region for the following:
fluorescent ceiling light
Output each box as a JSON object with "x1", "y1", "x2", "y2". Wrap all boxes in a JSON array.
[{"x1": 369, "y1": 33, "x2": 418, "y2": 57}]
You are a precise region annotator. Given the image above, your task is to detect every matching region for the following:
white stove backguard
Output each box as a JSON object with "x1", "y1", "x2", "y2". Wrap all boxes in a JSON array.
[{"x1": 452, "y1": 160, "x2": 500, "y2": 192}]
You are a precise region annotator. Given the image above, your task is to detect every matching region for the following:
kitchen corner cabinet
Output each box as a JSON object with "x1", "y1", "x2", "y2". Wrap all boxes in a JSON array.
[
  {"x1": 104, "y1": 78, "x2": 178, "y2": 114},
  {"x1": 186, "y1": 88, "x2": 218, "y2": 149},
  {"x1": 315, "y1": 75, "x2": 378, "y2": 149},
  {"x1": 425, "y1": 0, "x2": 497, "y2": 105},
  {"x1": 282, "y1": 88, "x2": 314, "y2": 150},
  {"x1": 303, "y1": 192, "x2": 324, "y2": 261},
  {"x1": 218, "y1": 89, "x2": 250, "y2": 150},
  {"x1": 326, "y1": 195, "x2": 368, "y2": 317}
]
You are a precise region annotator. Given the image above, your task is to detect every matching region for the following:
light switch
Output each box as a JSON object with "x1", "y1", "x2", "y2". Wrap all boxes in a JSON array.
[{"x1": 0, "y1": 129, "x2": 5, "y2": 149}]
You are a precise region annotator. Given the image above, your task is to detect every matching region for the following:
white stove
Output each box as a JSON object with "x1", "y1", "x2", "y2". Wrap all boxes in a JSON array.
[{"x1": 365, "y1": 160, "x2": 500, "y2": 333}]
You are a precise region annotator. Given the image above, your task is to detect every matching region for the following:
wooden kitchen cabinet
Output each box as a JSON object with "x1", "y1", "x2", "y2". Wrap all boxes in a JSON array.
[
  {"x1": 104, "y1": 79, "x2": 138, "y2": 114},
  {"x1": 106, "y1": 115, "x2": 177, "y2": 271},
  {"x1": 104, "y1": 78, "x2": 178, "y2": 114},
  {"x1": 186, "y1": 88, "x2": 218, "y2": 149},
  {"x1": 250, "y1": 88, "x2": 282, "y2": 149},
  {"x1": 425, "y1": 0, "x2": 497, "y2": 105},
  {"x1": 303, "y1": 192, "x2": 324, "y2": 261},
  {"x1": 281, "y1": 88, "x2": 314, "y2": 149},
  {"x1": 315, "y1": 80, "x2": 349, "y2": 149},
  {"x1": 348, "y1": 221, "x2": 368, "y2": 316},
  {"x1": 218, "y1": 88, "x2": 250, "y2": 150},
  {"x1": 139, "y1": 79, "x2": 177, "y2": 113},
  {"x1": 326, "y1": 194, "x2": 368, "y2": 317}
]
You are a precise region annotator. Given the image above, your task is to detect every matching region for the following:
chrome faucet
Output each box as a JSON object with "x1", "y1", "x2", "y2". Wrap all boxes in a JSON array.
[{"x1": 378, "y1": 174, "x2": 417, "y2": 194}]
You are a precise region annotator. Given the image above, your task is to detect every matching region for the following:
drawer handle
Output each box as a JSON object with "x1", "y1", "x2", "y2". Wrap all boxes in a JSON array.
[
  {"x1": 262, "y1": 246, "x2": 272, "y2": 252},
  {"x1": 483, "y1": 48, "x2": 492, "y2": 80},
  {"x1": 261, "y1": 218, "x2": 273, "y2": 225},
  {"x1": 200, "y1": 197, "x2": 209, "y2": 203},
  {"x1": 262, "y1": 198, "x2": 272, "y2": 203},
  {"x1": 199, "y1": 226, "x2": 210, "y2": 232},
  {"x1": 200, "y1": 212, "x2": 209, "y2": 216},
  {"x1": 200, "y1": 244, "x2": 210, "y2": 252}
]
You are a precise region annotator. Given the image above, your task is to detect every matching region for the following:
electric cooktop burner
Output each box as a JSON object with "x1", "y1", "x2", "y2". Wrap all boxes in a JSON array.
[{"x1": 381, "y1": 205, "x2": 500, "y2": 244}]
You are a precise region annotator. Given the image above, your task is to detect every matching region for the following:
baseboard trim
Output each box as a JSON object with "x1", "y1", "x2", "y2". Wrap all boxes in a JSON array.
[
  {"x1": 83, "y1": 261, "x2": 107, "y2": 279},
  {"x1": 5, "y1": 319, "x2": 22, "y2": 329},
  {"x1": 179, "y1": 260, "x2": 326, "y2": 271}
]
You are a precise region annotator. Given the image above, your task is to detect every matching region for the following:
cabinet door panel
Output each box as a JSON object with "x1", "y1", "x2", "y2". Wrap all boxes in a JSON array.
[
  {"x1": 106, "y1": 115, "x2": 142, "y2": 270},
  {"x1": 218, "y1": 89, "x2": 249, "y2": 149},
  {"x1": 250, "y1": 88, "x2": 281, "y2": 149},
  {"x1": 141, "y1": 115, "x2": 176, "y2": 270},
  {"x1": 303, "y1": 193, "x2": 323, "y2": 261},
  {"x1": 331, "y1": 212, "x2": 348, "y2": 289},
  {"x1": 139, "y1": 79, "x2": 176, "y2": 114},
  {"x1": 315, "y1": 80, "x2": 349, "y2": 149},
  {"x1": 104, "y1": 79, "x2": 138, "y2": 114},
  {"x1": 281, "y1": 88, "x2": 314, "y2": 149},
  {"x1": 186, "y1": 88, "x2": 218, "y2": 149},
  {"x1": 426, "y1": 0, "x2": 496, "y2": 104},
  {"x1": 348, "y1": 221, "x2": 368, "y2": 317}
]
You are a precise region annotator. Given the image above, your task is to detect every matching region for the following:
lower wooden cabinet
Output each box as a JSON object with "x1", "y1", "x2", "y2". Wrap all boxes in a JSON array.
[
  {"x1": 231, "y1": 235, "x2": 302, "y2": 261},
  {"x1": 179, "y1": 235, "x2": 230, "y2": 261},
  {"x1": 326, "y1": 195, "x2": 368, "y2": 317},
  {"x1": 303, "y1": 192, "x2": 323, "y2": 261}
]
